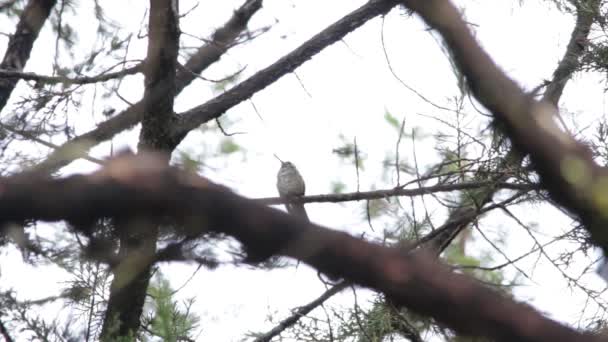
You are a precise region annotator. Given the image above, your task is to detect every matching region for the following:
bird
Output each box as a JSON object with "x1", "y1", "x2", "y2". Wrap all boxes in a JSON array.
[{"x1": 276, "y1": 157, "x2": 309, "y2": 221}]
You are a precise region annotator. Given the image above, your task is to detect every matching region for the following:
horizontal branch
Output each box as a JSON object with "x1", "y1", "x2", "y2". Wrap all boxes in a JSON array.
[
  {"x1": 255, "y1": 180, "x2": 535, "y2": 205},
  {"x1": 0, "y1": 63, "x2": 142, "y2": 85},
  {"x1": 0, "y1": 153, "x2": 599, "y2": 342}
]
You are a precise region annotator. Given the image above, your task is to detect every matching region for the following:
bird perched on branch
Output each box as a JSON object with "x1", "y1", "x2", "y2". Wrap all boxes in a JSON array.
[{"x1": 276, "y1": 156, "x2": 309, "y2": 221}]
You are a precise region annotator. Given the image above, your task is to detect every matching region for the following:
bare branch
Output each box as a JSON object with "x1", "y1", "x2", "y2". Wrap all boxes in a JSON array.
[
  {"x1": 171, "y1": 0, "x2": 400, "y2": 142},
  {"x1": 0, "y1": 63, "x2": 142, "y2": 85},
  {"x1": 543, "y1": 1, "x2": 596, "y2": 105},
  {"x1": 252, "y1": 281, "x2": 349, "y2": 342},
  {"x1": 254, "y1": 180, "x2": 535, "y2": 206}
]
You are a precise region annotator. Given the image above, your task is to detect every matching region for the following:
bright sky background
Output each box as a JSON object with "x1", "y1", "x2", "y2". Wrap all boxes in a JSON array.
[{"x1": 1, "y1": 0, "x2": 608, "y2": 340}]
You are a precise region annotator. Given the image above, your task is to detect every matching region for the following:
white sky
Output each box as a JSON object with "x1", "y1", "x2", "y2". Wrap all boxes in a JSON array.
[{"x1": 1, "y1": 0, "x2": 608, "y2": 340}]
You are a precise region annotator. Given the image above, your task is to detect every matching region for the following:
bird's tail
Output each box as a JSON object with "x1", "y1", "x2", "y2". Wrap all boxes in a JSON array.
[{"x1": 286, "y1": 203, "x2": 309, "y2": 222}]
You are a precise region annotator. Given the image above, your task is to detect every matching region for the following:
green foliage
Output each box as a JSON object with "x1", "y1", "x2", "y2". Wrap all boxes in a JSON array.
[
  {"x1": 176, "y1": 151, "x2": 201, "y2": 173},
  {"x1": 333, "y1": 134, "x2": 365, "y2": 166},
  {"x1": 384, "y1": 110, "x2": 401, "y2": 131},
  {"x1": 101, "y1": 314, "x2": 137, "y2": 342},
  {"x1": 364, "y1": 198, "x2": 389, "y2": 219},
  {"x1": 144, "y1": 272, "x2": 200, "y2": 342},
  {"x1": 331, "y1": 180, "x2": 346, "y2": 194},
  {"x1": 219, "y1": 137, "x2": 241, "y2": 154}
]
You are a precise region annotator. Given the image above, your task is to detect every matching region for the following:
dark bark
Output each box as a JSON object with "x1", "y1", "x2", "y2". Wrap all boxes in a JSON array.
[
  {"x1": 0, "y1": 153, "x2": 602, "y2": 342},
  {"x1": 543, "y1": 0, "x2": 597, "y2": 105},
  {"x1": 402, "y1": 0, "x2": 608, "y2": 255},
  {"x1": 420, "y1": 0, "x2": 596, "y2": 256},
  {"x1": 99, "y1": 0, "x2": 180, "y2": 339},
  {"x1": 0, "y1": 0, "x2": 56, "y2": 112},
  {"x1": 175, "y1": 0, "x2": 263, "y2": 93}
]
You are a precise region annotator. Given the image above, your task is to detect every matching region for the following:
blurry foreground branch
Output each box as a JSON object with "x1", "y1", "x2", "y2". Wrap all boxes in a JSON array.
[
  {"x1": 0, "y1": 153, "x2": 600, "y2": 342},
  {"x1": 401, "y1": 0, "x2": 608, "y2": 254}
]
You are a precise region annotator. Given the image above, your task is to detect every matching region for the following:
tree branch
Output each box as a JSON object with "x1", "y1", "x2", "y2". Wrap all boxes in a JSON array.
[
  {"x1": 0, "y1": 153, "x2": 601, "y2": 342},
  {"x1": 0, "y1": 0, "x2": 57, "y2": 111},
  {"x1": 254, "y1": 180, "x2": 534, "y2": 206},
  {"x1": 170, "y1": 0, "x2": 400, "y2": 143},
  {"x1": 0, "y1": 63, "x2": 142, "y2": 85},
  {"x1": 252, "y1": 281, "x2": 349, "y2": 342},
  {"x1": 99, "y1": 0, "x2": 180, "y2": 339},
  {"x1": 423, "y1": 0, "x2": 597, "y2": 257},
  {"x1": 402, "y1": 0, "x2": 608, "y2": 254}
]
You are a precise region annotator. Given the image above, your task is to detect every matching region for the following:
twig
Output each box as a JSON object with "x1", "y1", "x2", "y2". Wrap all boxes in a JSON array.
[
  {"x1": 0, "y1": 63, "x2": 142, "y2": 85},
  {"x1": 254, "y1": 180, "x2": 535, "y2": 206}
]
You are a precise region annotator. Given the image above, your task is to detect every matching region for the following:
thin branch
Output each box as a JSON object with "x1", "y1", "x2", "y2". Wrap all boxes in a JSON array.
[
  {"x1": 254, "y1": 180, "x2": 535, "y2": 206},
  {"x1": 0, "y1": 123, "x2": 104, "y2": 165},
  {"x1": 252, "y1": 281, "x2": 349, "y2": 342},
  {"x1": 0, "y1": 63, "x2": 142, "y2": 85}
]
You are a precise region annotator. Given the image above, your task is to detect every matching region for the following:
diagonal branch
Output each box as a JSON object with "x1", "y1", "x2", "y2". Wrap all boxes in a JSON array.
[
  {"x1": 402, "y1": 0, "x2": 608, "y2": 254},
  {"x1": 0, "y1": 0, "x2": 57, "y2": 112},
  {"x1": 0, "y1": 153, "x2": 601, "y2": 342},
  {"x1": 170, "y1": 0, "x2": 400, "y2": 144},
  {"x1": 252, "y1": 281, "x2": 349, "y2": 342},
  {"x1": 417, "y1": 0, "x2": 598, "y2": 256},
  {"x1": 175, "y1": 0, "x2": 263, "y2": 93}
]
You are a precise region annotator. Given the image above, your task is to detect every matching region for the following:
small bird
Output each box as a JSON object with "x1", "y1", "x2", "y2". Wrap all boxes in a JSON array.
[{"x1": 276, "y1": 157, "x2": 309, "y2": 221}]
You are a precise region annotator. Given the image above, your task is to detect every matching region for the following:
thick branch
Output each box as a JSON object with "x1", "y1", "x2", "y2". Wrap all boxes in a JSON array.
[
  {"x1": 402, "y1": 0, "x2": 608, "y2": 254},
  {"x1": 424, "y1": 0, "x2": 597, "y2": 256},
  {"x1": 0, "y1": 0, "x2": 56, "y2": 112},
  {"x1": 175, "y1": 0, "x2": 263, "y2": 93},
  {"x1": 543, "y1": 1, "x2": 596, "y2": 105},
  {"x1": 0, "y1": 153, "x2": 601, "y2": 342}
]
